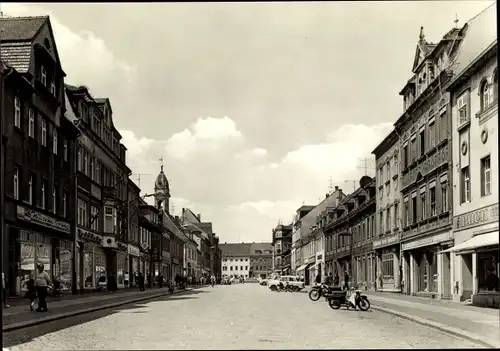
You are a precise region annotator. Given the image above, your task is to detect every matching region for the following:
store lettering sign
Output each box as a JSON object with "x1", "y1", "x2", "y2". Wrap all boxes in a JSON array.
[
  {"x1": 77, "y1": 228, "x2": 102, "y2": 244},
  {"x1": 454, "y1": 203, "x2": 499, "y2": 232},
  {"x1": 401, "y1": 231, "x2": 452, "y2": 251},
  {"x1": 373, "y1": 234, "x2": 399, "y2": 249},
  {"x1": 128, "y1": 244, "x2": 140, "y2": 257},
  {"x1": 17, "y1": 205, "x2": 70, "y2": 234}
]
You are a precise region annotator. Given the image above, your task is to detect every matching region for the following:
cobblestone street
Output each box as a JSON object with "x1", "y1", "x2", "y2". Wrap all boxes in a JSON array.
[{"x1": 3, "y1": 284, "x2": 485, "y2": 350}]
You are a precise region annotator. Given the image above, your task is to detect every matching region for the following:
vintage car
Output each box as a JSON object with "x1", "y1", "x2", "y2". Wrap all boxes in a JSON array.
[{"x1": 268, "y1": 275, "x2": 305, "y2": 292}]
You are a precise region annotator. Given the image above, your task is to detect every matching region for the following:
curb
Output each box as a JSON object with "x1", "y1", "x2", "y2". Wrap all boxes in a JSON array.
[
  {"x1": 371, "y1": 305, "x2": 499, "y2": 348},
  {"x1": 3, "y1": 287, "x2": 200, "y2": 332}
]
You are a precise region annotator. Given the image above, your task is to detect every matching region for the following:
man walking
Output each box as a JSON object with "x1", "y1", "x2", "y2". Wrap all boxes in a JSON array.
[
  {"x1": 35, "y1": 263, "x2": 51, "y2": 312},
  {"x1": 344, "y1": 270, "x2": 350, "y2": 291}
]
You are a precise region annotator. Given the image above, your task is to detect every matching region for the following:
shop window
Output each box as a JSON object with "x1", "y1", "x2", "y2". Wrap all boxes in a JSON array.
[
  {"x1": 382, "y1": 253, "x2": 394, "y2": 281},
  {"x1": 460, "y1": 167, "x2": 471, "y2": 204},
  {"x1": 84, "y1": 250, "x2": 94, "y2": 288},
  {"x1": 95, "y1": 249, "x2": 106, "y2": 287},
  {"x1": 478, "y1": 251, "x2": 499, "y2": 292},
  {"x1": 480, "y1": 155, "x2": 491, "y2": 196}
]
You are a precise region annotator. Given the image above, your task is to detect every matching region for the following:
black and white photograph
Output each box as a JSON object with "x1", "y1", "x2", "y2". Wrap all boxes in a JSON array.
[{"x1": 0, "y1": 1, "x2": 498, "y2": 350}]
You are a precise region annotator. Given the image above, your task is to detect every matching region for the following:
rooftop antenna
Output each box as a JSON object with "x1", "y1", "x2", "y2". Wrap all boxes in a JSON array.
[
  {"x1": 454, "y1": 13, "x2": 459, "y2": 28},
  {"x1": 134, "y1": 173, "x2": 151, "y2": 189},
  {"x1": 328, "y1": 177, "x2": 334, "y2": 194},
  {"x1": 357, "y1": 157, "x2": 375, "y2": 176}
]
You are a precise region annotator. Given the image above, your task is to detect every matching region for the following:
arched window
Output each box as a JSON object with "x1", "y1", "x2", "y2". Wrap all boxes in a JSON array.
[{"x1": 480, "y1": 80, "x2": 490, "y2": 111}]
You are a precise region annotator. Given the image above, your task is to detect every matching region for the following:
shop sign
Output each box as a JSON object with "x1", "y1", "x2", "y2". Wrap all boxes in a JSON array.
[
  {"x1": 401, "y1": 231, "x2": 452, "y2": 251},
  {"x1": 453, "y1": 203, "x2": 499, "y2": 232},
  {"x1": 128, "y1": 244, "x2": 140, "y2": 257},
  {"x1": 140, "y1": 241, "x2": 149, "y2": 250},
  {"x1": 373, "y1": 234, "x2": 399, "y2": 249},
  {"x1": 77, "y1": 228, "x2": 102, "y2": 244},
  {"x1": 17, "y1": 205, "x2": 70, "y2": 234}
]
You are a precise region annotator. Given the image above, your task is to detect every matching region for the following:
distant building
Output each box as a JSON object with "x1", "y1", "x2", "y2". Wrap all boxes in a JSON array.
[
  {"x1": 250, "y1": 242, "x2": 273, "y2": 278},
  {"x1": 220, "y1": 243, "x2": 251, "y2": 279},
  {"x1": 272, "y1": 224, "x2": 292, "y2": 274}
]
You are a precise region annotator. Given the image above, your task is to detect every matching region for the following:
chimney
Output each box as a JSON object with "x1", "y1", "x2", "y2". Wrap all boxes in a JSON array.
[
  {"x1": 197, "y1": 214, "x2": 201, "y2": 221},
  {"x1": 325, "y1": 193, "x2": 329, "y2": 198},
  {"x1": 182, "y1": 208, "x2": 185, "y2": 214},
  {"x1": 334, "y1": 186, "x2": 339, "y2": 191}
]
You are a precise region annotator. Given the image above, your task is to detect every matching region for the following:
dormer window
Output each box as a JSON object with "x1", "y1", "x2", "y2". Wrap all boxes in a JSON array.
[{"x1": 41, "y1": 66, "x2": 47, "y2": 86}]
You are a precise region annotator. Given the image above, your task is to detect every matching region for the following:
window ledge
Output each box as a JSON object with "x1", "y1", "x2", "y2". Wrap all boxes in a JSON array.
[
  {"x1": 378, "y1": 185, "x2": 384, "y2": 190},
  {"x1": 392, "y1": 173, "x2": 399, "y2": 180},
  {"x1": 438, "y1": 211, "x2": 450, "y2": 218},
  {"x1": 385, "y1": 179, "x2": 390, "y2": 185},
  {"x1": 417, "y1": 154, "x2": 426, "y2": 163},
  {"x1": 457, "y1": 120, "x2": 471, "y2": 133}
]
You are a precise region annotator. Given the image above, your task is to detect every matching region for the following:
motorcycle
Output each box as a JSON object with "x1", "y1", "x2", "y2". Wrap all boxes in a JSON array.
[
  {"x1": 276, "y1": 282, "x2": 294, "y2": 292},
  {"x1": 309, "y1": 284, "x2": 341, "y2": 301},
  {"x1": 326, "y1": 288, "x2": 370, "y2": 311}
]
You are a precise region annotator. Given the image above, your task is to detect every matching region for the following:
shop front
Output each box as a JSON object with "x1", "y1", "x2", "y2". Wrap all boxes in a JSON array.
[
  {"x1": 8, "y1": 205, "x2": 72, "y2": 296},
  {"x1": 445, "y1": 204, "x2": 499, "y2": 307},
  {"x1": 172, "y1": 257, "x2": 180, "y2": 278},
  {"x1": 314, "y1": 250, "x2": 324, "y2": 283},
  {"x1": 116, "y1": 243, "x2": 128, "y2": 288},
  {"x1": 162, "y1": 250, "x2": 171, "y2": 281},
  {"x1": 373, "y1": 233, "x2": 400, "y2": 292},
  {"x1": 401, "y1": 229, "x2": 453, "y2": 298},
  {"x1": 128, "y1": 244, "x2": 140, "y2": 287}
]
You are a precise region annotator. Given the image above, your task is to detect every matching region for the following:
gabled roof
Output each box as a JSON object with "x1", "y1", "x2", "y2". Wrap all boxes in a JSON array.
[
  {"x1": 448, "y1": 3, "x2": 497, "y2": 82},
  {"x1": 219, "y1": 243, "x2": 252, "y2": 256},
  {"x1": 0, "y1": 16, "x2": 47, "y2": 41},
  {"x1": 250, "y1": 243, "x2": 273, "y2": 253}
]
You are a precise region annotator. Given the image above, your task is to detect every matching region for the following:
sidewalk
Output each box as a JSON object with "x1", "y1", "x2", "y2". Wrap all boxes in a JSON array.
[
  {"x1": 367, "y1": 291, "x2": 500, "y2": 348},
  {"x1": 3, "y1": 285, "x2": 207, "y2": 332}
]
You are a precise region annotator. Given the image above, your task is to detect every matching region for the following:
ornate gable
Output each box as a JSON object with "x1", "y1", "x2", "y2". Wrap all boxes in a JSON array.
[{"x1": 32, "y1": 17, "x2": 65, "y2": 76}]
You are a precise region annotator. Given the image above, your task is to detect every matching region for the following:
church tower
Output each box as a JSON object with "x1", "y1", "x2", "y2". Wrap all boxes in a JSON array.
[{"x1": 154, "y1": 158, "x2": 170, "y2": 213}]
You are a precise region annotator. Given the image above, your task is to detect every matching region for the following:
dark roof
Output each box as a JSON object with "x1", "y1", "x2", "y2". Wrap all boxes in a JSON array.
[
  {"x1": 0, "y1": 41, "x2": 31, "y2": 73},
  {"x1": 250, "y1": 242, "x2": 273, "y2": 253},
  {"x1": 219, "y1": 243, "x2": 252, "y2": 256},
  {"x1": 0, "y1": 16, "x2": 47, "y2": 41}
]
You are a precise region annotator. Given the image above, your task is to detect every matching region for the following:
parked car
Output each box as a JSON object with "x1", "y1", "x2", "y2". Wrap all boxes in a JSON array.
[
  {"x1": 268, "y1": 275, "x2": 305, "y2": 292},
  {"x1": 222, "y1": 277, "x2": 232, "y2": 285}
]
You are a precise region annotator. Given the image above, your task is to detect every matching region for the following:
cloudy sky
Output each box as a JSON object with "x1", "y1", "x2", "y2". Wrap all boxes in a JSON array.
[{"x1": 4, "y1": 1, "x2": 493, "y2": 243}]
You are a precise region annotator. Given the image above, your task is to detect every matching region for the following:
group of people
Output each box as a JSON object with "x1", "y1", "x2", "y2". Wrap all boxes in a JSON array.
[{"x1": 315, "y1": 271, "x2": 351, "y2": 291}]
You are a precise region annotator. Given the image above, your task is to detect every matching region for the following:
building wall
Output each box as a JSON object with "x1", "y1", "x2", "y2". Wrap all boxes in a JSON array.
[{"x1": 222, "y1": 256, "x2": 251, "y2": 278}]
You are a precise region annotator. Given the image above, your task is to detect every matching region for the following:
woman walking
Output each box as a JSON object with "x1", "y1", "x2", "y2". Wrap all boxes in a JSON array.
[{"x1": 34, "y1": 263, "x2": 51, "y2": 312}]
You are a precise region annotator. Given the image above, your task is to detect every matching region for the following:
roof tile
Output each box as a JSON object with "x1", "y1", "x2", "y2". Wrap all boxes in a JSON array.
[
  {"x1": 0, "y1": 41, "x2": 32, "y2": 73},
  {"x1": 0, "y1": 16, "x2": 47, "y2": 41}
]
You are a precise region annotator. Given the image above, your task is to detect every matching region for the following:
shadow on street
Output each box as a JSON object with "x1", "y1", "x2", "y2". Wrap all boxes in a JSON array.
[{"x1": 3, "y1": 289, "x2": 207, "y2": 348}]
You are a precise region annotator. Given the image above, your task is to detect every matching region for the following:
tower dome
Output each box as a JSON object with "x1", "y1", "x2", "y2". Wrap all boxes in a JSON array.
[{"x1": 154, "y1": 164, "x2": 170, "y2": 212}]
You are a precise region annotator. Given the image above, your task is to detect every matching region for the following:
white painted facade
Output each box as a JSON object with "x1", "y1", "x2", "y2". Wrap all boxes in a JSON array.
[{"x1": 222, "y1": 256, "x2": 251, "y2": 279}]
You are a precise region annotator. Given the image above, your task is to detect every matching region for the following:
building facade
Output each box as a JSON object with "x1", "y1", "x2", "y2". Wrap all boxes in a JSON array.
[
  {"x1": 397, "y1": 26, "x2": 463, "y2": 298},
  {"x1": 1, "y1": 16, "x2": 79, "y2": 296},
  {"x1": 220, "y1": 243, "x2": 252, "y2": 279},
  {"x1": 372, "y1": 130, "x2": 403, "y2": 292},
  {"x1": 445, "y1": 3, "x2": 498, "y2": 307},
  {"x1": 250, "y1": 242, "x2": 273, "y2": 278},
  {"x1": 272, "y1": 224, "x2": 292, "y2": 274},
  {"x1": 291, "y1": 205, "x2": 314, "y2": 277},
  {"x1": 127, "y1": 180, "x2": 141, "y2": 287},
  {"x1": 139, "y1": 201, "x2": 163, "y2": 285}
]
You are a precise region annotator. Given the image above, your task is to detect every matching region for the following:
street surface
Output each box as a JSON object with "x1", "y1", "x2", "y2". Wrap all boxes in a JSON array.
[{"x1": 4, "y1": 284, "x2": 485, "y2": 350}]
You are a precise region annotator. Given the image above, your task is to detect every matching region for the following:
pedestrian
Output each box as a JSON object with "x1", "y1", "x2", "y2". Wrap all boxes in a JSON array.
[
  {"x1": 26, "y1": 278, "x2": 37, "y2": 311},
  {"x1": 158, "y1": 274, "x2": 163, "y2": 288},
  {"x1": 147, "y1": 273, "x2": 152, "y2": 289},
  {"x1": 34, "y1": 263, "x2": 51, "y2": 312},
  {"x1": 2, "y1": 271, "x2": 9, "y2": 308},
  {"x1": 343, "y1": 270, "x2": 349, "y2": 291},
  {"x1": 315, "y1": 274, "x2": 321, "y2": 285},
  {"x1": 326, "y1": 272, "x2": 334, "y2": 286},
  {"x1": 138, "y1": 272, "x2": 145, "y2": 291},
  {"x1": 334, "y1": 274, "x2": 339, "y2": 287}
]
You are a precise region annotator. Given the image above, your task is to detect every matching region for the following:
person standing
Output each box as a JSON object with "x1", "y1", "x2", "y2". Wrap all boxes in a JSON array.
[
  {"x1": 2, "y1": 271, "x2": 9, "y2": 308},
  {"x1": 343, "y1": 270, "x2": 350, "y2": 291},
  {"x1": 35, "y1": 263, "x2": 51, "y2": 312},
  {"x1": 315, "y1": 274, "x2": 321, "y2": 285},
  {"x1": 138, "y1": 272, "x2": 145, "y2": 291}
]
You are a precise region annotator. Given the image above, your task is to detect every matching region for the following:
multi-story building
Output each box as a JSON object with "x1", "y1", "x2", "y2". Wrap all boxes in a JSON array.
[
  {"x1": 1, "y1": 16, "x2": 79, "y2": 296},
  {"x1": 296, "y1": 187, "x2": 345, "y2": 284},
  {"x1": 372, "y1": 130, "x2": 403, "y2": 292},
  {"x1": 139, "y1": 201, "x2": 163, "y2": 285},
  {"x1": 220, "y1": 243, "x2": 251, "y2": 279},
  {"x1": 444, "y1": 3, "x2": 498, "y2": 307},
  {"x1": 137, "y1": 198, "x2": 152, "y2": 278},
  {"x1": 250, "y1": 242, "x2": 273, "y2": 278},
  {"x1": 127, "y1": 179, "x2": 141, "y2": 287},
  {"x1": 324, "y1": 177, "x2": 376, "y2": 289},
  {"x1": 291, "y1": 205, "x2": 315, "y2": 276},
  {"x1": 271, "y1": 223, "x2": 292, "y2": 274},
  {"x1": 396, "y1": 25, "x2": 464, "y2": 298},
  {"x1": 65, "y1": 84, "x2": 131, "y2": 291}
]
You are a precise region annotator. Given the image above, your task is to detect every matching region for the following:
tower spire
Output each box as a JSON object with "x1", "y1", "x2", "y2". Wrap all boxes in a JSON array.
[
  {"x1": 419, "y1": 26, "x2": 425, "y2": 42},
  {"x1": 159, "y1": 157, "x2": 163, "y2": 172}
]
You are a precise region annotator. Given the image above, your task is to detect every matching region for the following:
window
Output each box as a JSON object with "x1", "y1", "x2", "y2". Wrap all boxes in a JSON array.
[
  {"x1": 440, "y1": 111, "x2": 447, "y2": 140},
  {"x1": 477, "y1": 250, "x2": 499, "y2": 292},
  {"x1": 411, "y1": 192, "x2": 417, "y2": 224},
  {"x1": 77, "y1": 146, "x2": 82, "y2": 171},
  {"x1": 461, "y1": 167, "x2": 471, "y2": 204},
  {"x1": 52, "y1": 186, "x2": 57, "y2": 213},
  {"x1": 494, "y1": 70, "x2": 498, "y2": 102},
  {"x1": 41, "y1": 119, "x2": 47, "y2": 146},
  {"x1": 382, "y1": 253, "x2": 395, "y2": 280},
  {"x1": 410, "y1": 137, "x2": 416, "y2": 163},
  {"x1": 28, "y1": 109, "x2": 35, "y2": 138},
  {"x1": 386, "y1": 183, "x2": 390, "y2": 195},
  {"x1": 53, "y1": 128, "x2": 58, "y2": 154},
  {"x1": 83, "y1": 151, "x2": 88, "y2": 176},
  {"x1": 441, "y1": 178, "x2": 449, "y2": 212},
  {"x1": 428, "y1": 119, "x2": 436, "y2": 148},
  {"x1": 63, "y1": 192, "x2": 67, "y2": 218},
  {"x1": 63, "y1": 140, "x2": 68, "y2": 161},
  {"x1": 379, "y1": 212, "x2": 384, "y2": 235},
  {"x1": 78, "y1": 199, "x2": 88, "y2": 227},
  {"x1": 91, "y1": 206, "x2": 100, "y2": 231},
  {"x1": 481, "y1": 156, "x2": 491, "y2": 196},
  {"x1": 419, "y1": 128, "x2": 425, "y2": 156},
  {"x1": 40, "y1": 180, "x2": 46, "y2": 209},
  {"x1": 13, "y1": 167, "x2": 19, "y2": 200},
  {"x1": 420, "y1": 187, "x2": 426, "y2": 220},
  {"x1": 393, "y1": 203, "x2": 399, "y2": 229},
  {"x1": 50, "y1": 81, "x2": 56, "y2": 96},
  {"x1": 27, "y1": 175, "x2": 33, "y2": 205},
  {"x1": 480, "y1": 80, "x2": 491, "y2": 111},
  {"x1": 430, "y1": 183, "x2": 436, "y2": 216},
  {"x1": 457, "y1": 91, "x2": 469, "y2": 125},
  {"x1": 41, "y1": 66, "x2": 47, "y2": 86},
  {"x1": 393, "y1": 154, "x2": 398, "y2": 174},
  {"x1": 14, "y1": 97, "x2": 21, "y2": 128},
  {"x1": 386, "y1": 161, "x2": 391, "y2": 179},
  {"x1": 403, "y1": 197, "x2": 409, "y2": 227},
  {"x1": 386, "y1": 208, "x2": 391, "y2": 233},
  {"x1": 90, "y1": 158, "x2": 95, "y2": 181},
  {"x1": 104, "y1": 206, "x2": 115, "y2": 233}
]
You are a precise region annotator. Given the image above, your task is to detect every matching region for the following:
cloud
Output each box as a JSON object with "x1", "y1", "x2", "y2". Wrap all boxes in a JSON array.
[{"x1": 164, "y1": 116, "x2": 244, "y2": 159}]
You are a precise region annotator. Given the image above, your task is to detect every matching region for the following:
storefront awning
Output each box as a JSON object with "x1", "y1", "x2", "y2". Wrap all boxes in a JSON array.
[
  {"x1": 296, "y1": 263, "x2": 311, "y2": 272},
  {"x1": 441, "y1": 231, "x2": 499, "y2": 254}
]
